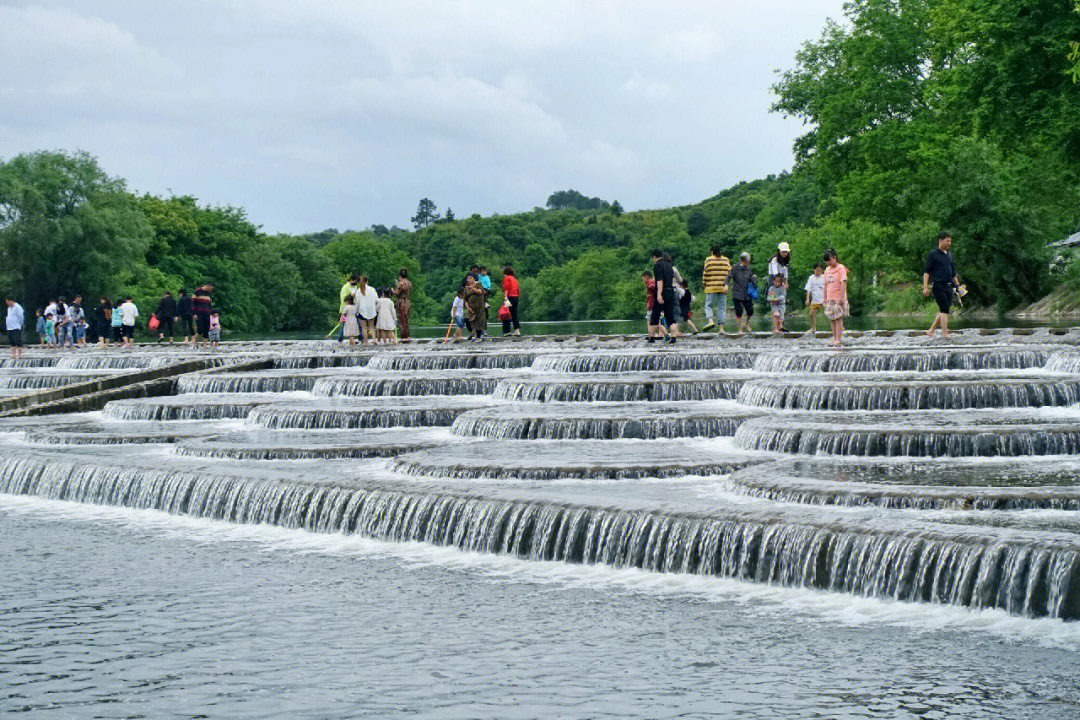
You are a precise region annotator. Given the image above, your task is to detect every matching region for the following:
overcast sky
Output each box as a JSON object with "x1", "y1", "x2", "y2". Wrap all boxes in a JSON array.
[{"x1": 1, "y1": 1, "x2": 845, "y2": 233}]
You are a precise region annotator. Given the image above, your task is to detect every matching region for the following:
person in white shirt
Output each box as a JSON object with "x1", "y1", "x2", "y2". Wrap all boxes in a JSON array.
[
  {"x1": 5, "y1": 296, "x2": 25, "y2": 359},
  {"x1": 804, "y1": 263, "x2": 825, "y2": 336},
  {"x1": 118, "y1": 296, "x2": 139, "y2": 348},
  {"x1": 354, "y1": 276, "x2": 379, "y2": 345}
]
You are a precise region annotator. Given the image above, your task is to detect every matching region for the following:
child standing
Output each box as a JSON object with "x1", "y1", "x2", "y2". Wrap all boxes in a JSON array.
[
  {"x1": 44, "y1": 312, "x2": 56, "y2": 347},
  {"x1": 208, "y1": 311, "x2": 221, "y2": 349},
  {"x1": 342, "y1": 294, "x2": 360, "y2": 347},
  {"x1": 678, "y1": 279, "x2": 699, "y2": 334},
  {"x1": 110, "y1": 299, "x2": 123, "y2": 348},
  {"x1": 498, "y1": 300, "x2": 512, "y2": 335},
  {"x1": 35, "y1": 309, "x2": 46, "y2": 346},
  {"x1": 768, "y1": 274, "x2": 787, "y2": 335},
  {"x1": 450, "y1": 290, "x2": 466, "y2": 341},
  {"x1": 804, "y1": 263, "x2": 825, "y2": 336},
  {"x1": 375, "y1": 288, "x2": 397, "y2": 344}
]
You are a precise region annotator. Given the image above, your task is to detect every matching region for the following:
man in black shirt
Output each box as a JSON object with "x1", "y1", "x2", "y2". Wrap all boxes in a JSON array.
[
  {"x1": 154, "y1": 291, "x2": 177, "y2": 344},
  {"x1": 648, "y1": 250, "x2": 679, "y2": 344},
  {"x1": 922, "y1": 231, "x2": 960, "y2": 338},
  {"x1": 177, "y1": 289, "x2": 193, "y2": 343}
]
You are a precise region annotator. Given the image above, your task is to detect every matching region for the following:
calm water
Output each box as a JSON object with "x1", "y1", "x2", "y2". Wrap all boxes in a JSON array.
[{"x1": 3, "y1": 494, "x2": 1080, "y2": 720}]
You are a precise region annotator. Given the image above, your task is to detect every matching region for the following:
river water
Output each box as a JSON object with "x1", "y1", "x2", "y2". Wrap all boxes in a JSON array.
[
  {"x1": 4, "y1": 494, "x2": 1080, "y2": 719},
  {"x1": 3, "y1": 334, "x2": 1080, "y2": 717}
]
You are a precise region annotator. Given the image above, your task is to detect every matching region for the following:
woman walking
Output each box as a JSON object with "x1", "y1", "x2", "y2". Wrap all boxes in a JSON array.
[
  {"x1": 392, "y1": 269, "x2": 412, "y2": 340},
  {"x1": 502, "y1": 266, "x2": 521, "y2": 335},
  {"x1": 822, "y1": 248, "x2": 849, "y2": 347},
  {"x1": 355, "y1": 275, "x2": 378, "y2": 345},
  {"x1": 464, "y1": 276, "x2": 487, "y2": 339},
  {"x1": 95, "y1": 297, "x2": 112, "y2": 346}
]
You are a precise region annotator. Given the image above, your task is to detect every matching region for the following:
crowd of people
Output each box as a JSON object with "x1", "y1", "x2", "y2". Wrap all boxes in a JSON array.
[
  {"x1": 3, "y1": 234, "x2": 961, "y2": 356},
  {"x1": 333, "y1": 269, "x2": 414, "y2": 346},
  {"x1": 642, "y1": 232, "x2": 959, "y2": 347}
]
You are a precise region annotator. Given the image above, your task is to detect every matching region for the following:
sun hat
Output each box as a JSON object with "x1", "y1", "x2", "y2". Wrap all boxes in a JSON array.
[{"x1": 777, "y1": 242, "x2": 791, "y2": 253}]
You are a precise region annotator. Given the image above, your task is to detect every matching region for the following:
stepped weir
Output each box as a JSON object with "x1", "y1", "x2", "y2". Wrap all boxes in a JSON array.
[{"x1": 4, "y1": 331, "x2": 1080, "y2": 620}]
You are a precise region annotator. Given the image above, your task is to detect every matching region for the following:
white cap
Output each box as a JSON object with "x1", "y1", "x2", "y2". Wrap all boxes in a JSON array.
[{"x1": 777, "y1": 242, "x2": 791, "y2": 253}]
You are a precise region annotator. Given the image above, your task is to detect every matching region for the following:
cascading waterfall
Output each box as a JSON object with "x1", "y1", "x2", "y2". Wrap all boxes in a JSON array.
[
  {"x1": 0, "y1": 372, "x2": 115, "y2": 390},
  {"x1": 7, "y1": 337, "x2": 1080, "y2": 622},
  {"x1": 366, "y1": 353, "x2": 536, "y2": 370},
  {"x1": 530, "y1": 352, "x2": 758, "y2": 373},
  {"x1": 176, "y1": 373, "x2": 321, "y2": 394},
  {"x1": 493, "y1": 377, "x2": 744, "y2": 402},
  {"x1": 103, "y1": 395, "x2": 274, "y2": 421},
  {"x1": 1044, "y1": 350, "x2": 1080, "y2": 374},
  {"x1": 272, "y1": 355, "x2": 371, "y2": 369},
  {"x1": 311, "y1": 376, "x2": 500, "y2": 397},
  {"x1": 737, "y1": 377, "x2": 1080, "y2": 411},
  {"x1": 0, "y1": 357, "x2": 58, "y2": 368},
  {"x1": 452, "y1": 407, "x2": 760, "y2": 440},
  {"x1": 734, "y1": 417, "x2": 1080, "y2": 457},
  {"x1": 752, "y1": 348, "x2": 1049, "y2": 373},
  {"x1": 1, "y1": 449, "x2": 1076, "y2": 619},
  {"x1": 247, "y1": 401, "x2": 477, "y2": 429}
]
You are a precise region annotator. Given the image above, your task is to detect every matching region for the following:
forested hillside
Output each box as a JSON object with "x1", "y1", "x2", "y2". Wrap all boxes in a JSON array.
[{"x1": 2, "y1": 0, "x2": 1079, "y2": 332}]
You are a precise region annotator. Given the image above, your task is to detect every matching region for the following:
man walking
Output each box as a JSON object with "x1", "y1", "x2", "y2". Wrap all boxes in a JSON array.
[
  {"x1": 923, "y1": 232, "x2": 960, "y2": 338},
  {"x1": 177, "y1": 289, "x2": 194, "y2": 343},
  {"x1": 647, "y1": 249, "x2": 679, "y2": 344},
  {"x1": 701, "y1": 245, "x2": 731, "y2": 332},
  {"x1": 155, "y1": 291, "x2": 177, "y2": 344},
  {"x1": 5, "y1": 296, "x2": 25, "y2": 360},
  {"x1": 729, "y1": 252, "x2": 756, "y2": 337}
]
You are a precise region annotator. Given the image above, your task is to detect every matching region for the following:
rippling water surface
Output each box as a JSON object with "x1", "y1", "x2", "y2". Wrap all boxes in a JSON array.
[{"x1": 3, "y1": 495, "x2": 1080, "y2": 720}]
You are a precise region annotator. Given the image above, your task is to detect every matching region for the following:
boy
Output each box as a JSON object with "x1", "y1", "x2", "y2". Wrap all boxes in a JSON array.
[
  {"x1": 44, "y1": 312, "x2": 56, "y2": 347},
  {"x1": 36, "y1": 308, "x2": 46, "y2": 346},
  {"x1": 768, "y1": 274, "x2": 786, "y2": 334},
  {"x1": 208, "y1": 311, "x2": 221, "y2": 349},
  {"x1": 450, "y1": 290, "x2": 466, "y2": 341},
  {"x1": 118, "y1": 296, "x2": 139, "y2": 348},
  {"x1": 678, "y1": 279, "x2": 699, "y2": 334},
  {"x1": 804, "y1": 263, "x2": 825, "y2": 336}
]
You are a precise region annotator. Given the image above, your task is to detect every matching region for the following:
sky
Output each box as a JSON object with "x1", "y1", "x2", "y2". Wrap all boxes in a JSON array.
[{"x1": 0, "y1": 1, "x2": 845, "y2": 233}]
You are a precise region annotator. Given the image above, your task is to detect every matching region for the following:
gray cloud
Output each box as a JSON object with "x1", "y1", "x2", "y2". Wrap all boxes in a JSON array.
[{"x1": 0, "y1": 0, "x2": 844, "y2": 232}]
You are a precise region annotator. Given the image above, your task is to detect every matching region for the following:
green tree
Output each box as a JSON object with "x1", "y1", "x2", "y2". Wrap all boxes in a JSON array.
[
  {"x1": 411, "y1": 198, "x2": 438, "y2": 229},
  {"x1": 0, "y1": 150, "x2": 151, "y2": 312}
]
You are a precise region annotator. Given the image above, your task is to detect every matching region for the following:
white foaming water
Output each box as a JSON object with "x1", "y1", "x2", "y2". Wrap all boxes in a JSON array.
[{"x1": 5, "y1": 491, "x2": 1079, "y2": 650}]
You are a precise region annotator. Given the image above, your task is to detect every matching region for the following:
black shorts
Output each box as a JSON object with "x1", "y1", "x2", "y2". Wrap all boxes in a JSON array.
[
  {"x1": 649, "y1": 290, "x2": 676, "y2": 327},
  {"x1": 7, "y1": 329, "x2": 22, "y2": 347},
  {"x1": 196, "y1": 314, "x2": 211, "y2": 337},
  {"x1": 733, "y1": 297, "x2": 755, "y2": 318},
  {"x1": 157, "y1": 316, "x2": 174, "y2": 336},
  {"x1": 932, "y1": 283, "x2": 953, "y2": 314},
  {"x1": 120, "y1": 325, "x2": 135, "y2": 339}
]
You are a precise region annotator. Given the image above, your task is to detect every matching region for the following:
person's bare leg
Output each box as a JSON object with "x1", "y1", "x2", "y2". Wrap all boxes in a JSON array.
[
  {"x1": 927, "y1": 313, "x2": 941, "y2": 337},
  {"x1": 941, "y1": 313, "x2": 949, "y2": 338}
]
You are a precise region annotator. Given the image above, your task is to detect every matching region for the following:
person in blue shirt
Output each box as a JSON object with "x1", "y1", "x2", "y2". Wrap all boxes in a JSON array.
[
  {"x1": 478, "y1": 266, "x2": 492, "y2": 325},
  {"x1": 5, "y1": 296, "x2": 25, "y2": 360}
]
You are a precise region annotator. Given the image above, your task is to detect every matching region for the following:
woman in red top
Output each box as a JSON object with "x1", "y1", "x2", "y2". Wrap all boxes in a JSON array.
[{"x1": 502, "y1": 266, "x2": 521, "y2": 336}]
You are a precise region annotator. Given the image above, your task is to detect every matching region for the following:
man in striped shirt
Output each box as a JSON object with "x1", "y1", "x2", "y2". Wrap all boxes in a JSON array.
[{"x1": 701, "y1": 245, "x2": 731, "y2": 331}]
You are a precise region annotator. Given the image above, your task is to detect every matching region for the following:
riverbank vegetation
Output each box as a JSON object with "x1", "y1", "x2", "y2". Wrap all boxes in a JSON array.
[{"x1": 2, "y1": 0, "x2": 1079, "y2": 330}]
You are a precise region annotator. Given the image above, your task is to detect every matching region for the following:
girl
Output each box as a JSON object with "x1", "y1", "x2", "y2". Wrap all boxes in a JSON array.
[
  {"x1": 208, "y1": 311, "x2": 221, "y2": 349},
  {"x1": 355, "y1": 275, "x2": 378, "y2": 345},
  {"x1": 822, "y1": 248, "x2": 849, "y2": 347},
  {"x1": 341, "y1": 293, "x2": 360, "y2": 347},
  {"x1": 375, "y1": 288, "x2": 397, "y2": 344},
  {"x1": 450, "y1": 290, "x2": 466, "y2": 341}
]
